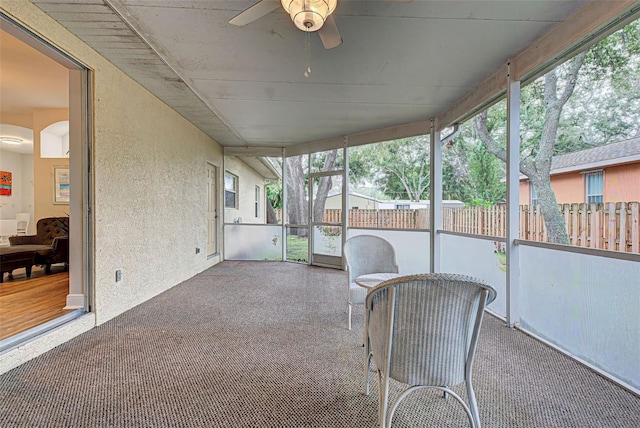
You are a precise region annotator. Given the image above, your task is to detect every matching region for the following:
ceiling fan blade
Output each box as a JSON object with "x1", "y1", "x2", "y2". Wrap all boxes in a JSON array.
[
  {"x1": 229, "y1": 0, "x2": 280, "y2": 27},
  {"x1": 318, "y1": 15, "x2": 343, "y2": 50}
]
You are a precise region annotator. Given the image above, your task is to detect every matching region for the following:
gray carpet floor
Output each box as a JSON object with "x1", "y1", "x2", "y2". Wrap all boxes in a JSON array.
[{"x1": 1, "y1": 261, "x2": 639, "y2": 427}]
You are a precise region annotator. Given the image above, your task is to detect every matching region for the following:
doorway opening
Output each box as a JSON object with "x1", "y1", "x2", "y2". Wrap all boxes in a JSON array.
[{"x1": 0, "y1": 15, "x2": 92, "y2": 350}]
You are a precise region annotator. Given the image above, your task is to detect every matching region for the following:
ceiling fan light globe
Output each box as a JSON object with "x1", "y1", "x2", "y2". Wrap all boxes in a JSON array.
[{"x1": 327, "y1": 0, "x2": 337, "y2": 14}]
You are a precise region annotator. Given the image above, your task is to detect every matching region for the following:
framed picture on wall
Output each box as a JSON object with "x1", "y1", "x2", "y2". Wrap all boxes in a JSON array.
[
  {"x1": 53, "y1": 166, "x2": 70, "y2": 204},
  {"x1": 0, "y1": 171, "x2": 12, "y2": 196}
]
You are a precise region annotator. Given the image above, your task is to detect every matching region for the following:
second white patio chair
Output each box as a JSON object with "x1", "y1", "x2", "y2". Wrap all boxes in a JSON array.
[
  {"x1": 365, "y1": 273, "x2": 497, "y2": 428},
  {"x1": 16, "y1": 213, "x2": 30, "y2": 235},
  {"x1": 343, "y1": 235, "x2": 398, "y2": 330}
]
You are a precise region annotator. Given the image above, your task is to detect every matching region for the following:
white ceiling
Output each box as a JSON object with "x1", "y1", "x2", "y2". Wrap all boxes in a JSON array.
[
  {"x1": 30, "y1": 0, "x2": 589, "y2": 149},
  {"x1": 0, "y1": 124, "x2": 34, "y2": 155}
]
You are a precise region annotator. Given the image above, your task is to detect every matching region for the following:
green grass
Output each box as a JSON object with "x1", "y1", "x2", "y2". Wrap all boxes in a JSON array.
[
  {"x1": 287, "y1": 235, "x2": 308, "y2": 262},
  {"x1": 496, "y1": 251, "x2": 507, "y2": 272}
]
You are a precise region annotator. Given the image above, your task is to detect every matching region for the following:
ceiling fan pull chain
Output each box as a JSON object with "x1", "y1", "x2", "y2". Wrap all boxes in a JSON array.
[{"x1": 304, "y1": 25, "x2": 311, "y2": 77}]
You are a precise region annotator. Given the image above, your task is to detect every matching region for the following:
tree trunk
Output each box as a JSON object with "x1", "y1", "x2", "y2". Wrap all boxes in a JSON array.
[
  {"x1": 473, "y1": 53, "x2": 586, "y2": 245},
  {"x1": 285, "y1": 156, "x2": 308, "y2": 237},
  {"x1": 530, "y1": 178, "x2": 569, "y2": 243},
  {"x1": 266, "y1": 199, "x2": 278, "y2": 224},
  {"x1": 312, "y1": 150, "x2": 338, "y2": 223}
]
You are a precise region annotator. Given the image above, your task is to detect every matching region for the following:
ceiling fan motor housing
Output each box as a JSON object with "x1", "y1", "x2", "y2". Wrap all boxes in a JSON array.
[{"x1": 281, "y1": 0, "x2": 338, "y2": 32}]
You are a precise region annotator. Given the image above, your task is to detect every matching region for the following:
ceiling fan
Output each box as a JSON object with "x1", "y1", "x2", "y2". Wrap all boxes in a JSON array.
[{"x1": 229, "y1": 0, "x2": 412, "y2": 50}]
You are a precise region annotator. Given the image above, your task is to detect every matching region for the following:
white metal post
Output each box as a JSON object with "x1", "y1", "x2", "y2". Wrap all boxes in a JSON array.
[
  {"x1": 430, "y1": 120, "x2": 442, "y2": 273},
  {"x1": 281, "y1": 147, "x2": 287, "y2": 262},
  {"x1": 342, "y1": 137, "x2": 349, "y2": 269},
  {"x1": 506, "y1": 61, "x2": 521, "y2": 327},
  {"x1": 307, "y1": 152, "x2": 312, "y2": 265}
]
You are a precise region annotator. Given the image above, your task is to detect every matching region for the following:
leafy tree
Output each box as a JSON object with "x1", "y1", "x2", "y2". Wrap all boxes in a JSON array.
[
  {"x1": 558, "y1": 19, "x2": 640, "y2": 146},
  {"x1": 265, "y1": 178, "x2": 282, "y2": 224},
  {"x1": 473, "y1": 20, "x2": 640, "y2": 244},
  {"x1": 467, "y1": 142, "x2": 506, "y2": 204},
  {"x1": 442, "y1": 135, "x2": 475, "y2": 202},
  {"x1": 351, "y1": 136, "x2": 431, "y2": 201},
  {"x1": 476, "y1": 51, "x2": 587, "y2": 244},
  {"x1": 285, "y1": 155, "x2": 308, "y2": 235},
  {"x1": 284, "y1": 150, "x2": 338, "y2": 236},
  {"x1": 441, "y1": 119, "x2": 506, "y2": 205},
  {"x1": 266, "y1": 179, "x2": 282, "y2": 209}
]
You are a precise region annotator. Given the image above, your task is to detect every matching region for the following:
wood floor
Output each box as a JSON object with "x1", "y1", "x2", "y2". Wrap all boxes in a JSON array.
[{"x1": 0, "y1": 265, "x2": 72, "y2": 341}]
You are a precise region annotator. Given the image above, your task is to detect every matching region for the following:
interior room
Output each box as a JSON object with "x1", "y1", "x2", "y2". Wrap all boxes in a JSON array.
[{"x1": 0, "y1": 27, "x2": 76, "y2": 343}]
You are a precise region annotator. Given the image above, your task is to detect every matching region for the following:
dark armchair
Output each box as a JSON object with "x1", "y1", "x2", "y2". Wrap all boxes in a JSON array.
[{"x1": 9, "y1": 217, "x2": 69, "y2": 274}]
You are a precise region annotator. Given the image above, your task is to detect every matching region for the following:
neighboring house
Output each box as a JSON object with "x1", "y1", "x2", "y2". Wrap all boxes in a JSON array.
[
  {"x1": 520, "y1": 137, "x2": 640, "y2": 205},
  {"x1": 325, "y1": 193, "x2": 465, "y2": 210},
  {"x1": 224, "y1": 156, "x2": 280, "y2": 224},
  {"x1": 325, "y1": 192, "x2": 379, "y2": 210},
  {"x1": 378, "y1": 199, "x2": 465, "y2": 209}
]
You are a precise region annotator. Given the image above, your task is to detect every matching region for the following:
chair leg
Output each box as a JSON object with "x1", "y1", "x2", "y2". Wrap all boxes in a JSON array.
[
  {"x1": 364, "y1": 351, "x2": 372, "y2": 395},
  {"x1": 376, "y1": 370, "x2": 390, "y2": 428},
  {"x1": 466, "y1": 380, "x2": 480, "y2": 428}
]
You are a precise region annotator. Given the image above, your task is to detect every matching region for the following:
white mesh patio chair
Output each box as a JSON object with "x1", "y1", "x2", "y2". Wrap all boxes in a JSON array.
[
  {"x1": 344, "y1": 235, "x2": 398, "y2": 330},
  {"x1": 365, "y1": 273, "x2": 497, "y2": 428}
]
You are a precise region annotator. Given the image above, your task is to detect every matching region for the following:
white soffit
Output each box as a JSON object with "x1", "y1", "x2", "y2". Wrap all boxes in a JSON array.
[{"x1": 28, "y1": 0, "x2": 636, "y2": 151}]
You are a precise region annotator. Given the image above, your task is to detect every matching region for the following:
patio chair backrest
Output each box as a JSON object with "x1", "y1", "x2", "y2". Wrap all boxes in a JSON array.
[
  {"x1": 344, "y1": 235, "x2": 398, "y2": 283},
  {"x1": 365, "y1": 273, "x2": 497, "y2": 427},
  {"x1": 367, "y1": 273, "x2": 497, "y2": 386}
]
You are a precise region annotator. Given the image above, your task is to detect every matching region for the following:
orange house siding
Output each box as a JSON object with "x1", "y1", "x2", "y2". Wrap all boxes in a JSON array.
[
  {"x1": 551, "y1": 172, "x2": 584, "y2": 204},
  {"x1": 604, "y1": 163, "x2": 640, "y2": 202},
  {"x1": 519, "y1": 181, "x2": 530, "y2": 206},
  {"x1": 519, "y1": 162, "x2": 640, "y2": 205}
]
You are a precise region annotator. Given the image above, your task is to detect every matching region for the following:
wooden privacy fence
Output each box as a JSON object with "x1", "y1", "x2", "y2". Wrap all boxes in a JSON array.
[
  {"x1": 444, "y1": 202, "x2": 640, "y2": 253},
  {"x1": 519, "y1": 202, "x2": 640, "y2": 253},
  {"x1": 276, "y1": 203, "x2": 639, "y2": 253},
  {"x1": 324, "y1": 209, "x2": 430, "y2": 230}
]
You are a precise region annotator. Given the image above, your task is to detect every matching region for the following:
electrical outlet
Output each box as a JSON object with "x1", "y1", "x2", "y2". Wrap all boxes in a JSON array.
[
  {"x1": 115, "y1": 269, "x2": 122, "y2": 282},
  {"x1": 195, "y1": 247, "x2": 200, "y2": 254}
]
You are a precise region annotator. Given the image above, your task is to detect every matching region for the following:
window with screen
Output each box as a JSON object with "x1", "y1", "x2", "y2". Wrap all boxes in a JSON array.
[
  {"x1": 585, "y1": 171, "x2": 604, "y2": 204},
  {"x1": 224, "y1": 172, "x2": 238, "y2": 208},
  {"x1": 255, "y1": 185, "x2": 260, "y2": 217}
]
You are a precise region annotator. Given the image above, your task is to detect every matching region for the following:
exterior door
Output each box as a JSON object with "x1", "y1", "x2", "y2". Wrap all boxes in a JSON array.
[
  {"x1": 206, "y1": 163, "x2": 218, "y2": 256},
  {"x1": 309, "y1": 149, "x2": 346, "y2": 269}
]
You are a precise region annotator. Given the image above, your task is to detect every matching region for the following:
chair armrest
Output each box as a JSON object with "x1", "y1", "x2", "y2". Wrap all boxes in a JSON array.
[
  {"x1": 9, "y1": 235, "x2": 39, "y2": 246},
  {"x1": 50, "y1": 236, "x2": 69, "y2": 265},
  {"x1": 52, "y1": 236, "x2": 69, "y2": 251}
]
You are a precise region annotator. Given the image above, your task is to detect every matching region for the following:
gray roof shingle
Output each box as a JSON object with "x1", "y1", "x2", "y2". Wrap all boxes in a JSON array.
[{"x1": 551, "y1": 137, "x2": 640, "y2": 172}]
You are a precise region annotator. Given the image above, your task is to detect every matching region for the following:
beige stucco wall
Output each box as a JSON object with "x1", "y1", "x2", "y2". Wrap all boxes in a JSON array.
[
  {"x1": 224, "y1": 156, "x2": 266, "y2": 224},
  {"x1": 1, "y1": 2, "x2": 224, "y2": 329}
]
